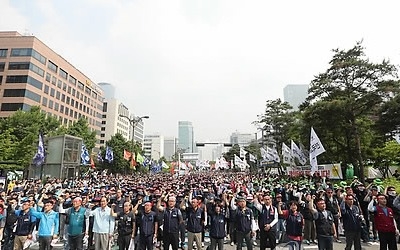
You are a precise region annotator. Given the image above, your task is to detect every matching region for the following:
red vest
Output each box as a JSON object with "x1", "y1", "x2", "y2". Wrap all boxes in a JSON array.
[{"x1": 374, "y1": 205, "x2": 396, "y2": 233}]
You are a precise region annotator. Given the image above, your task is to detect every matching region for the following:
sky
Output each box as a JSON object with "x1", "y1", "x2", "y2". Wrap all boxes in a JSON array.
[{"x1": 1, "y1": 0, "x2": 400, "y2": 142}]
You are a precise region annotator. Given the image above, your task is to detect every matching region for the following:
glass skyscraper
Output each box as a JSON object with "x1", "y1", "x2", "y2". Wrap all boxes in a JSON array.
[{"x1": 178, "y1": 121, "x2": 194, "y2": 153}]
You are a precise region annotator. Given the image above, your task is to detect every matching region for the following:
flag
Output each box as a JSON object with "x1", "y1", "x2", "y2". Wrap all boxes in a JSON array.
[
  {"x1": 136, "y1": 153, "x2": 144, "y2": 164},
  {"x1": 309, "y1": 127, "x2": 326, "y2": 174},
  {"x1": 249, "y1": 153, "x2": 257, "y2": 163},
  {"x1": 124, "y1": 149, "x2": 132, "y2": 161},
  {"x1": 240, "y1": 147, "x2": 247, "y2": 158},
  {"x1": 90, "y1": 156, "x2": 95, "y2": 169},
  {"x1": 81, "y1": 143, "x2": 90, "y2": 165},
  {"x1": 105, "y1": 146, "x2": 114, "y2": 163},
  {"x1": 33, "y1": 133, "x2": 45, "y2": 166},
  {"x1": 97, "y1": 151, "x2": 103, "y2": 162},
  {"x1": 291, "y1": 140, "x2": 307, "y2": 165},
  {"x1": 179, "y1": 161, "x2": 187, "y2": 170},
  {"x1": 162, "y1": 161, "x2": 169, "y2": 169},
  {"x1": 265, "y1": 147, "x2": 280, "y2": 162},
  {"x1": 260, "y1": 147, "x2": 268, "y2": 160},
  {"x1": 234, "y1": 154, "x2": 246, "y2": 171},
  {"x1": 188, "y1": 162, "x2": 194, "y2": 170},
  {"x1": 143, "y1": 157, "x2": 151, "y2": 167},
  {"x1": 282, "y1": 142, "x2": 292, "y2": 164},
  {"x1": 393, "y1": 134, "x2": 400, "y2": 144},
  {"x1": 219, "y1": 156, "x2": 229, "y2": 169}
]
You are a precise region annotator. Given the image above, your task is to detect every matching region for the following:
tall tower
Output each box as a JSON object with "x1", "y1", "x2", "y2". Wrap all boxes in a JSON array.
[
  {"x1": 283, "y1": 84, "x2": 309, "y2": 110},
  {"x1": 178, "y1": 121, "x2": 194, "y2": 153}
]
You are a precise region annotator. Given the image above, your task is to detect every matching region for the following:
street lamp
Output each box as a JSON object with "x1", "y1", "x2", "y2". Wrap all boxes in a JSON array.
[{"x1": 119, "y1": 114, "x2": 149, "y2": 170}]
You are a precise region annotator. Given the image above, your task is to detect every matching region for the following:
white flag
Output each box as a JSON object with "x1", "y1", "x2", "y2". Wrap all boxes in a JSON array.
[
  {"x1": 240, "y1": 147, "x2": 247, "y2": 158},
  {"x1": 249, "y1": 153, "x2": 257, "y2": 163},
  {"x1": 260, "y1": 148, "x2": 268, "y2": 160},
  {"x1": 393, "y1": 134, "x2": 400, "y2": 144},
  {"x1": 234, "y1": 154, "x2": 246, "y2": 170},
  {"x1": 291, "y1": 140, "x2": 307, "y2": 165},
  {"x1": 282, "y1": 142, "x2": 292, "y2": 164},
  {"x1": 309, "y1": 127, "x2": 326, "y2": 174},
  {"x1": 162, "y1": 161, "x2": 169, "y2": 169}
]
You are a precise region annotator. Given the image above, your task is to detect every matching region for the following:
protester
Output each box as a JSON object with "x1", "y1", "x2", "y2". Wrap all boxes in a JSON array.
[
  {"x1": 29, "y1": 199, "x2": 60, "y2": 250},
  {"x1": 311, "y1": 198, "x2": 336, "y2": 250},
  {"x1": 254, "y1": 194, "x2": 278, "y2": 250},
  {"x1": 13, "y1": 199, "x2": 36, "y2": 250},
  {"x1": 231, "y1": 195, "x2": 256, "y2": 250},
  {"x1": 368, "y1": 193, "x2": 399, "y2": 250},
  {"x1": 158, "y1": 195, "x2": 183, "y2": 250},
  {"x1": 340, "y1": 194, "x2": 362, "y2": 250},
  {"x1": 278, "y1": 201, "x2": 303, "y2": 250},
  {"x1": 64, "y1": 197, "x2": 88, "y2": 250},
  {"x1": 208, "y1": 200, "x2": 226, "y2": 250},
  {"x1": 88, "y1": 197, "x2": 115, "y2": 250},
  {"x1": 181, "y1": 195, "x2": 205, "y2": 250},
  {"x1": 112, "y1": 202, "x2": 135, "y2": 250}
]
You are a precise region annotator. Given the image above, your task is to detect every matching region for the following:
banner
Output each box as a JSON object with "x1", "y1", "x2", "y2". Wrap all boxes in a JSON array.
[{"x1": 286, "y1": 163, "x2": 343, "y2": 179}]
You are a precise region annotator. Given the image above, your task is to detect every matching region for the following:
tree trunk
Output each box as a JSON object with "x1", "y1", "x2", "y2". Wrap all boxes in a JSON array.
[{"x1": 353, "y1": 125, "x2": 365, "y2": 183}]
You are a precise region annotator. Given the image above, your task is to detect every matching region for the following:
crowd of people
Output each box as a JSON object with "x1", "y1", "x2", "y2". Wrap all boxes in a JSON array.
[{"x1": 0, "y1": 171, "x2": 399, "y2": 250}]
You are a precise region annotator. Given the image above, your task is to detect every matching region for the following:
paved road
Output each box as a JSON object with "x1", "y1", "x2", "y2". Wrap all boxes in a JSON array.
[{"x1": 30, "y1": 238, "x2": 382, "y2": 250}]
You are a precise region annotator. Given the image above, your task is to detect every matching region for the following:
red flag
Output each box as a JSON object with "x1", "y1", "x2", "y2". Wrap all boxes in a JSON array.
[
  {"x1": 90, "y1": 157, "x2": 95, "y2": 169},
  {"x1": 131, "y1": 157, "x2": 137, "y2": 170},
  {"x1": 124, "y1": 149, "x2": 132, "y2": 160}
]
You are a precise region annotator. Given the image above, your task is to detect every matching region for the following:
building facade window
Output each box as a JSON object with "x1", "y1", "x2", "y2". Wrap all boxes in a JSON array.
[
  {"x1": 69, "y1": 75, "x2": 77, "y2": 85},
  {"x1": 11, "y1": 48, "x2": 32, "y2": 57},
  {"x1": 48, "y1": 60, "x2": 58, "y2": 73},
  {"x1": 8, "y1": 62, "x2": 30, "y2": 70},
  {"x1": 0, "y1": 49, "x2": 8, "y2": 57},
  {"x1": 46, "y1": 72, "x2": 51, "y2": 82},
  {"x1": 77, "y1": 81, "x2": 84, "y2": 90},
  {"x1": 44, "y1": 85, "x2": 49, "y2": 94},
  {"x1": 29, "y1": 63, "x2": 45, "y2": 77},
  {"x1": 6, "y1": 75, "x2": 28, "y2": 83},
  {"x1": 42, "y1": 97, "x2": 47, "y2": 106},
  {"x1": 1, "y1": 103, "x2": 24, "y2": 111},
  {"x1": 50, "y1": 88, "x2": 55, "y2": 97},
  {"x1": 59, "y1": 68, "x2": 68, "y2": 79},
  {"x1": 49, "y1": 100, "x2": 54, "y2": 109},
  {"x1": 0, "y1": 62, "x2": 5, "y2": 72}
]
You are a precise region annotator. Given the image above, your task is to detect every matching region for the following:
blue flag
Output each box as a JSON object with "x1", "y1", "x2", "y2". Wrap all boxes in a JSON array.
[
  {"x1": 97, "y1": 151, "x2": 103, "y2": 162},
  {"x1": 81, "y1": 143, "x2": 90, "y2": 165},
  {"x1": 33, "y1": 133, "x2": 45, "y2": 166},
  {"x1": 105, "y1": 146, "x2": 114, "y2": 163}
]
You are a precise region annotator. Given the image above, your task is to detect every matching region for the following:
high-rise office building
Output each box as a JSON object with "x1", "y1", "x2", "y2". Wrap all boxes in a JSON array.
[
  {"x1": 143, "y1": 134, "x2": 164, "y2": 160},
  {"x1": 283, "y1": 84, "x2": 309, "y2": 110},
  {"x1": 101, "y1": 98, "x2": 131, "y2": 144},
  {"x1": 164, "y1": 136, "x2": 177, "y2": 161},
  {"x1": 178, "y1": 121, "x2": 194, "y2": 153},
  {"x1": 0, "y1": 31, "x2": 104, "y2": 146},
  {"x1": 230, "y1": 132, "x2": 254, "y2": 147}
]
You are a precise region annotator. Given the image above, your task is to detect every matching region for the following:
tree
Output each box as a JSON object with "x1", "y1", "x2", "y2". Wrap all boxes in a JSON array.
[
  {"x1": 302, "y1": 42, "x2": 399, "y2": 182},
  {"x1": 373, "y1": 140, "x2": 400, "y2": 177},
  {"x1": 255, "y1": 99, "x2": 294, "y2": 150},
  {"x1": 0, "y1": 106, "x2": 60, "y2": 169},
  {"x1": 97, "y1": 133, "x2": 131, "y2": 173},
  {"x1": 65, "y1": 118, "x2": 97, "y2": 150}
]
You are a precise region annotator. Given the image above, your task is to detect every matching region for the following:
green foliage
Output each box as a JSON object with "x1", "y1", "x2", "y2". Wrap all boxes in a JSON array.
[
  {"x1": 300, "y1": 42, "x2": 400, "y2": 182},
  {"x1": 96, "y1": 133, "x2": 131, "y2": 173},
  {"x1": 382, "y1": 178, "x2": 400, "y2": 192},
  {"x1": 255, "y1": 99, "x2": 294, "y2": 150},
  {"x1": 0, "y1": 106, "x2": 61, "y2": 168},
  {"x1": 64, "y1": 118, "x2": 96, "y2": 150}
]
